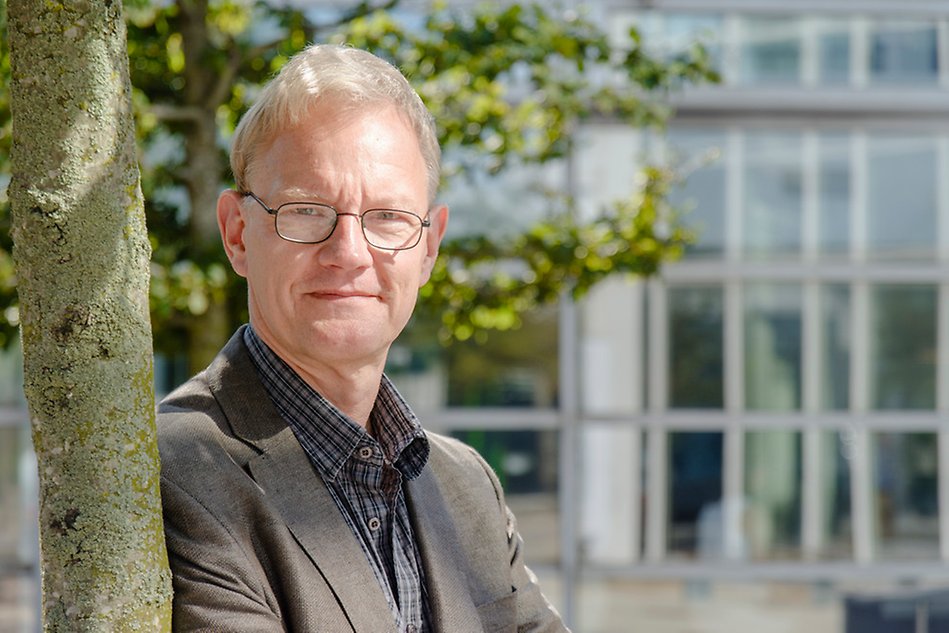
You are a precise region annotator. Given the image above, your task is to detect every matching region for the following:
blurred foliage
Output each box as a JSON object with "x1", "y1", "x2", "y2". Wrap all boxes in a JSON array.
[
  {"x1": 0, "y1": 0, "x2": 717, "y2": 355},
  {"x1": 0, "y1": 2, "x2": 16, "y2": 349},
  {"x1": 422, "y1": 166, "x2": 688, "y2": 341}
]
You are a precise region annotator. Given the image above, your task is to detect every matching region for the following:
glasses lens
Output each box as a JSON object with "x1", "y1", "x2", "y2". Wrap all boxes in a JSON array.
[
  {"x1": 363, "y1": 209, "x2": 423, "y2": 250},
  {"x1": 273, "y1": 203, "x2": 424, "y2": 249},
  {"x1": 276, "y1": 204, "x2": 337, "y2": 243}
]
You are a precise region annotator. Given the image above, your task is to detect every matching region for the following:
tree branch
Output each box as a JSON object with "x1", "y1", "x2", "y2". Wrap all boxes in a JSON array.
[
  {"x1": 149, "y1": 103, "x2": 205, "y2": 123},
  {"x1": 311, "y1": 0, "x2": 402, "y2": 33}
]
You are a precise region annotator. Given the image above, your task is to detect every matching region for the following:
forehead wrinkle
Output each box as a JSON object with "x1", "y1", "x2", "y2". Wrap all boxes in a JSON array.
[{"x1": 253, "y1": 106, "x2": 427, "y2": 212}]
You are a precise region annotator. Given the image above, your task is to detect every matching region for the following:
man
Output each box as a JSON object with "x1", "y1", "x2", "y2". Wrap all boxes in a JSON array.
[{"x1": 157, "y1": 44, "x2": 568, "y2": 632}]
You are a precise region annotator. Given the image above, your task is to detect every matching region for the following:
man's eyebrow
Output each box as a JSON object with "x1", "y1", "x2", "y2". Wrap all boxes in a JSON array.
[
  {"x1": 278, "y1": 187, "x2": 422, "y2": 211},
  {"x1": 279, "y1": 188, "x2": 331, "y2": 202}
]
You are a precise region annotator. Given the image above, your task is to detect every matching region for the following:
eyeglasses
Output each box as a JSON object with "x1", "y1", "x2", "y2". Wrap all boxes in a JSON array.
[{"x1": 242, "y1": 191, "x2": 431, "y2": 251}]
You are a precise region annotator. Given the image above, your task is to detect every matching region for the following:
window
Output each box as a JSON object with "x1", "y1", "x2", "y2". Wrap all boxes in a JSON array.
[
  {"x1": 744, "y1": 283, "x2": 803, "y2": 411},
  {"x1": 634, "y1": 12, "x2": 724, "y2": 73},
  {"x1": 668, "y1": 431, "x2": 724, "y2": 558},
  {"x1": 390, "y1": 308, "x2": 559, "y2": 409},
  {"x1": 668, "y1": 286, "x2": 724, "y2": 409},
  {"x1": 667, "y1": 129, "x2": 727, "y2": 258},
  {"x1": 873, "y1": 432, "x2": 939, "y2": 561},
  {"x1": 743, "y1": 132, "x2": 803, "y2": 259},
  {"x1": 869, "y1": 20, "x2": 939, "y2": 84},
  {"x1": 817, "y1": 133, "x2": 851, "y2": 259},
  {"x1": 867, "y1": 135, "x2": 937, "y2": 261},
  {"x1": 819, "y1": 431, "x2": 853, "y2": 560},
  {"x1": 815, "y1": 18, "x2": 851, "y2": 86},
  {"x1": 744, "y1": 430, "x2": 802, "y2": 560},
  {"x1": 819, "y1": 284, "x2": 850, "y2": 411},
  {"x1": 740, "y1": 16, "x2": 801, "y2": 84},
  {"x1": 869, "y1": 285, "x2": 937, "y2": 410}
]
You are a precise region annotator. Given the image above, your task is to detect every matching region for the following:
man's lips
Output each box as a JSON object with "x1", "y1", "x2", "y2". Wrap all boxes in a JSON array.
[{"x1": 307, "y1": 290, "x2": 379, "y2": 300}]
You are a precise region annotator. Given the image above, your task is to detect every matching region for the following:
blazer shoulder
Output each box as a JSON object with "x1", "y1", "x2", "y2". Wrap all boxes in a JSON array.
[
  {"x1": 426, "y1": 431, "x2": 487, "y2": 471},
  {"x1": 156, "y1": 370, "x2": 260, "y2": 486},
  {"x1": 425, "y1": 431, "x2": 506, "y2": 505},
  {"x1": 158, "y1": 372, "x2": 224, "y2": 447}
]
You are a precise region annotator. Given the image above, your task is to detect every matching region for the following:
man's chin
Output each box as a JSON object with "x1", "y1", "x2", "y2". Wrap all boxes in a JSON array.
[{"x1": 301, "y1": 323, "x2": 391, "y2": 364}]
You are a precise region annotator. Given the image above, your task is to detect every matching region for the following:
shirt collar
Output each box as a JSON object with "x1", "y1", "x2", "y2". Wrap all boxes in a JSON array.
[{"x1": 243, "y1": 325, "x2": 429, "y2": 482}]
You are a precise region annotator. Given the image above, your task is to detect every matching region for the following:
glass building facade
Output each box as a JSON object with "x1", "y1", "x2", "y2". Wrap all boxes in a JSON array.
[{"x1": 574, "y1": 0, "x2": 949, "y2": 587}]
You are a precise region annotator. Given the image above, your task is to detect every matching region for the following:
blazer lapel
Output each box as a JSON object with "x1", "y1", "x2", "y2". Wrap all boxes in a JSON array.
[
  {"x1": 247, "y1": 431, "x2": 396, "y2": 633},
  {"x1": 207, "y1": 329, "x2": 396, "y2": 632},
  {"x1": 407, "y1": 467, "x2": 483, "y2": 633}
]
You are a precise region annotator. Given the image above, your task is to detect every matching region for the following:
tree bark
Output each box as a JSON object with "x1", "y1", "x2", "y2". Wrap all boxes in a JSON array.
[{"x1": 7, "y1": 1, "x2": 173, "y2": 631}]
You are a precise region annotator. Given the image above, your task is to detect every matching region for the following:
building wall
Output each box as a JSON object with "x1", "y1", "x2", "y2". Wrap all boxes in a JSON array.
[{"x1": 574, "y1": 0, "x2": 949, "y2": 577}]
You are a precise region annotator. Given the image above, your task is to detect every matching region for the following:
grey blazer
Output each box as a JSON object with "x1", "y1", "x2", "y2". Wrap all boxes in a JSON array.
[{"x1": 157, "y1": 329, "x2": 567, "y2": 632}]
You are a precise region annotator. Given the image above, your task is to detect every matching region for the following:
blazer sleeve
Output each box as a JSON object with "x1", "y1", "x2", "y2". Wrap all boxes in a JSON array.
[
  {"x1": 465, "y1": 445, "x2": 571, "y2": 633},
  {"x1": 161, "y1": 475, "x2": 286, "y2": 633}
]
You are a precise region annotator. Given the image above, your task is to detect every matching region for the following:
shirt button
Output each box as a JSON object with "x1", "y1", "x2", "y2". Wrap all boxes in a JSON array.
[
  {"x1": 358, "y1": 446, "x2": 374, "y2": 460},
  {"x1": 406, "y1": 625, "x2": 417, "y2": 633},
  {"x1": 368, "y1": 517, "x2": 381, "y2": 531}
]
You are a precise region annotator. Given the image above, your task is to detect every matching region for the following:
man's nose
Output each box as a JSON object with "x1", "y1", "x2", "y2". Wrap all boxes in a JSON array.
[{"x1": 318, "y1": 213, "x2": 372, "y2": 266}]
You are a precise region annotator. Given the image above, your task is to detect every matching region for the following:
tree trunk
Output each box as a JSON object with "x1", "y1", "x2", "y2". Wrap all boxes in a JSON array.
[
  {"x1": 7, "y1": 1, "x2": 173, "y2": 631},
  {"x1": 180, "y1": 0, "x2": 233, "y2": 373}
]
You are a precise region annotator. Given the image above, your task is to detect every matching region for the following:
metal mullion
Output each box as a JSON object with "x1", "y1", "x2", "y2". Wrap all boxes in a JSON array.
[
  {"x1": 629, "y1": 428, "x2": 643, "y2": 564},
  {"x1": 802, "y1": 128, "x2": 822, "y2": 560},
  {"x1": 850, "y1": 127, "x2": 872, "y2": 563},
  {"x1": 802, "y1": 281, "x2": 823, "y2": 560},
  {"x1": 851, "y1": 16, "x2": 870, "y2": 89},
  {"x1": 648, "y1": 279, "x2": 669, "y2": 414},
  {"x1": 802, "y1": 131, "x2": 820, "y2": 261},
  {"x1": 644, "y1": 428, "x2": 667, "y2": 563},
  {"x1": 726, "y1": 128, "x2": 743, "y2": 261},
  {"x1": 557, "y1": 290, "x2": 579, "y2": 627},
  {"x1": 802, "y1": 429, "x2": 824, "y2": 561},
  {"x1": 939, "y1": 19, "x2": 949, "y2": 90},
  {"x1": 940, "y1": 430, "x2": 949, "y2": 562},
  {"x1": 851, "y1": 131, "x2": 868, "y2": 263},
  {"x1": 629, "y1": 281, "x2": 646, "y2": 563},
  {"x1": 724, "y1": 280, "x2": 744, "y2": 417},
  {"x1": 723, "y1": 425, "x2": 746, "y2": 561},
  {"x1": 938, "y1": 136, "x2": 949, "y2": 262},
  {"x1": 644, "y1": 279, "x2": 668, "y2": 562},
  {"x1": 722, "y1": 14, "x2": 742, "y2": 87},
  {"x1": 850, "y1": 280, "x2": 874, "y2": 563},
  {"x1": 801, "y1": 16, "x2": 819, "y2": 88},
  {"x1": 723, "y1": 279, "x2": 744, "y2": 559},
  {"x1": 939, "y1": 142, "x2": 949, "y2": 562},
  {"x1": 935, "y1": 142, "x2": 949, "y2": 562},
  {"x1": 847, "y1": 129, "x2": 872, "y2": 556},
  {"x1": 723, "y1": 120, "x2": 744, "y2": 553},
  {"x1": 939, "y1": 283, "x2": 949, "y2": 561}
]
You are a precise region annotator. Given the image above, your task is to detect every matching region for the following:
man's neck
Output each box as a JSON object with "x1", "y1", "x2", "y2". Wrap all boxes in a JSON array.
[
  {"x1": 289, "y1": 359, "x2": 383, "y2": 429},
  {"x1": 247, "y1": 325, "x2": 386, "y2": 429}
]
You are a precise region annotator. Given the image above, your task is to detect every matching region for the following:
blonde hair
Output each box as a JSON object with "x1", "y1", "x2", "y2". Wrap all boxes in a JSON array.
[{"x1": 230, "y1": 44, "x2": 441, "y2": 203}]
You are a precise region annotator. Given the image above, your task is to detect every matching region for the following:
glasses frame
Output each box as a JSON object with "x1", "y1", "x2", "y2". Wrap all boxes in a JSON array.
[{"x1": 241, "y1": 191, "x2": 431, "y2": 251}]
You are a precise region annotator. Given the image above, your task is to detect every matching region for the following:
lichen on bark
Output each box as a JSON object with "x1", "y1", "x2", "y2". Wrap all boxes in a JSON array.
[{"x1": 7, "y1": 1, "x2": 172, "y2": 630}]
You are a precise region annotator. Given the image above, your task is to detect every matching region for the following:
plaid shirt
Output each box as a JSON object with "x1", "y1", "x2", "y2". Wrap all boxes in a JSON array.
[{"x1": 244, "y1": 326, "x2": 431, "y2": 633}]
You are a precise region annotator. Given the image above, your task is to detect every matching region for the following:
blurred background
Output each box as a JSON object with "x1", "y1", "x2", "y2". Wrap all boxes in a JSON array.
[{"x1": 4, "y1": 0, "x2": 949, "y2": 631}]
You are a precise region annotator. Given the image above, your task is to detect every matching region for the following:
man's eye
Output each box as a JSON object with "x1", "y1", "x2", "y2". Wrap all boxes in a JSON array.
[{"x1": 289, "y1": 205, "x2": 333, "y2": 218}]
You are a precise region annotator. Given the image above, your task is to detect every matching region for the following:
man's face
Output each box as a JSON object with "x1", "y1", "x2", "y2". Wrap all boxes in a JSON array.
[{"x1": 217, "y1": 103, "x2": 447, "y2": 373}]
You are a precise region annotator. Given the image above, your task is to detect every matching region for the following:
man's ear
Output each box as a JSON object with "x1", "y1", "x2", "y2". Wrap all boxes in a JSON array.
[
  {"x1": 420, "y1": 204, "x2": 449, "y2": 285},
  {"x1": 218, "y1": 190, "x2": 249, "y2": 278}
]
